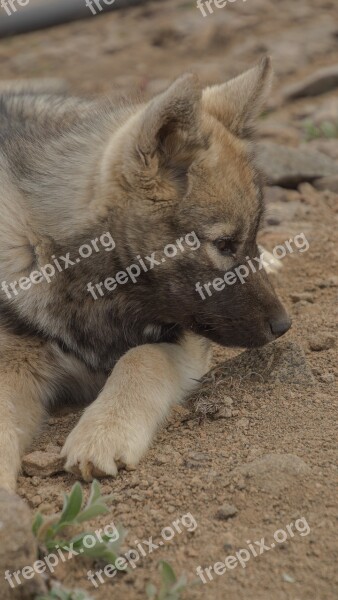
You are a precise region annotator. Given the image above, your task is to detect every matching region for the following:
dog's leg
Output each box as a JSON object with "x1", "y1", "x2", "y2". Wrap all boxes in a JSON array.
[
  {"x1": 62, "y1": 333, "x2": 211, "y2": 481},
  {"x1": 0, "y1": 332, "x2": 60, "y2": 491},
  {"x1": 0, "y1": 374, "x2": 46, "y2": 492}
]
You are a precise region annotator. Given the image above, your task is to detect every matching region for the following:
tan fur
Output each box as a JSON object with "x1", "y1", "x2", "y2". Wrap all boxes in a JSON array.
[
  {"x1": 61, "y1": 333, "x2": 211, "y2": 481},
  {"x1": 0, "y1": 59, "x2": 290, "y2": 490}
]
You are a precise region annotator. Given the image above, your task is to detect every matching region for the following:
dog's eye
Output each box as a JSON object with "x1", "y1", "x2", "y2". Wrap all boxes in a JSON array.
[{"x1": 214, "y1": 237, "x2": 236, "y2": 256}]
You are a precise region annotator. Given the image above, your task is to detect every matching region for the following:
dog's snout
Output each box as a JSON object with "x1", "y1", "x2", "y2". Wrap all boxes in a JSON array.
[{"x1": 269, "y1": 316, "x2": 292, "y2": 338}]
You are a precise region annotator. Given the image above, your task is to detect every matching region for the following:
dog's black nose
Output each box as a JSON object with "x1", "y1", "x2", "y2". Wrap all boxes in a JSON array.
[{"x1": 270, "y1": 317, "x2": 292, "y2": 338}]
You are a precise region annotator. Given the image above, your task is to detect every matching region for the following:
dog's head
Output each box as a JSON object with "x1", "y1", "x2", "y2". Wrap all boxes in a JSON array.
[{"x1": 112, "y1": 58, "x2": 291, "y2": 348}]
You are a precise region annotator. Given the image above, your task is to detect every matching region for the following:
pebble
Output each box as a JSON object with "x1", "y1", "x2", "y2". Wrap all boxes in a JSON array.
[
  {"x1": 290, "y1": 292, "x2": 314, "y2": 303},
  {"x1": 313, "y1": 176, "x2": 338, "y2": 194},
  {"x1": 237, "y1": 418, "x2": 250, "y2": 428},
  {"x1": 22, "y1": 450, "x2": 65, "y2": 477},
  {"x1": 215, "y1": 406, "x2": 233, "y2": 419},
  {"x1": 282, "y1": 64, "x2": 338, "y2": 99},
  {"x1": 233, "y1": 454, "x2": 310, "y2": 493},
  {"x1": 215, "y1": 503, "x2": 238, "y2": 520},
  {"x1": 264, "y1": 186, "x2": 288, "y2": 204},
  {"x1": 309, "y1": 334, "x2": 335, "y2": 351},
  {"x1": 31, "y1": 495, "x2": 43, "y2": 509},
  {"x1": 215, "y1": 340, "x2": 315, "y2": 386},
  {"x1": 185, "y1": 452, "x2": 212, "y2": 469},
  {"x1": 316, "y1": 276, "x2": 338, "y2": 288},
  {"x1": 319, "y1": 373, "x2": 335, "y2": 383},
  {"x1": 223, "y1": 396, "x2": 234, "y2": 407},
  {"x1": 257, "y1": 141, "x2": 338, "y2": 187}
]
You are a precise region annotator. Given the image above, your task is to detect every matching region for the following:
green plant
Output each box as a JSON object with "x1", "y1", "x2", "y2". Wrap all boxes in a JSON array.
[
  {"x1": 33, "y1": 480, "x2": 123, "y2": 563},
  {"x1": 36, "y1": 584, "x2": 93, "y2": 600},
  {"x1": 146, "y1": 561, "x2": 188, "y2": 600},
  {"x1": 303, "y1": 119, "x2": 338, "y2": 141}
]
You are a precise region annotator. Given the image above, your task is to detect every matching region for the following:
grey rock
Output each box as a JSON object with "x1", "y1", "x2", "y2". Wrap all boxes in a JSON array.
[
  {"x1": 185, "y1": 452, "x2": 212, "y2": 469},
  {"x1": 214, "y1": 406, "x2": 233, "y2": 419},
  {"x1": 313, "y1": 175, "x2": 338, "y2": 193},
  {"x1": 216, "y1": 503, "x2": 238, "y2": 520},
  {"x1": 290, "y1": 292, "x2": 314, "y2": 304},
  {"x1": 305, "y1": 139, "x2": 338, "y2": 161},
  {"x1": 319, "y1": 373, "x2": 335, "y2": 384},
  {"x1": 22, "y1": 450, "x2": 65, "y2": 477},
  {"x1": 233, "y1": 454, "x2": 310, "y2": 493},
  {"x1": 263, "y1": 186, "x2": 288, "y2": 204},
  {"x1": 282, "y1": 65, "x2": 338, "y2": 99},
  {"x1": 216, "y1": 340, "x2": 315, "y2": 386},
  {"x1": 0, "y1": 490, "x2": 45, "y2": 599},
  {"x1": 316, "y1": 276, "x2": 338, "y2": 288},
  {"x1": 257, "y1": 142, "x2": 338, "y2": 188},
  {"x1": 304, "y1": 98, "x2": 338, "y2": 127},
  {"x1": 309, "y1": 334, "x2": 335, "y2": 351}
]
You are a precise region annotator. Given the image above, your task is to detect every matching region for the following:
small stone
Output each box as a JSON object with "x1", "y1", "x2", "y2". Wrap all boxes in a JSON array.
[
  {"x1": 30, "y1": 494, "x2": 42, "y2": 508},
  {"x1": 154, "y1": 451, "x2": 181, "y2": 465},
  {"x1": 223, "y1": 532, "x2": 235, "y2": 551},
  {"x1": 216, "y1": 503, "x2": 238, "y2": 520},
  {"x1": 246, "y1": 447, "x2": 263, "y2": 462},
  {"x1": 190, "y1": 476, "x2": 202, "y2": 487},
  {"x1": 309, "y1": 334, "x2": 335, "y2": 351},
  {"x1": 266, "y1": 215, "x2": 281, "y2": 226},
  {"x1": 264, "y1": 186, "x2": 288, "y2": 204},
  {"x1": 154, "y1": 454, "x2": 170, "y2": 465},
  {"x1": 282, "y1": 65, "x2": 338, "y2": 100},
  {"x1": 316, "y1": 276, "x2": 338, "y2": 288},
  {"x1": 305, "y1": 139, "x2": 338, "y2": 161},
  {"x1": 290, "y1": 292, "x2": 314, "y2": 303},
  {"x1": 186, "y1": 547, "x2": 198, "y2": 558},
  {"x1": 185, "y1": 452, "x2": 212, "y2": 469},
  {"x1": 319, "y1": 373, "x2": 335, "y2": 383},
  {"x1": 215, "y1": 406, "x2": 233, "y2": 419},
  {"x1": 257, "y1": 142, "x2": 337, "y2": 188},
  {"x1": 214, "y1": 340, "x2": 315, "y2": 386},
  {"x1": 22, "y1": 450, "x2": 65, "y2": 477},
  {"x1": 223, "y1": 396, "x2": 234, "y2": 407},
  {"x1": 233, "y1": 454, "x2": 310, "y2": 493},
  {"x1": 282, "y1": 573, "x2": 296, "y2": 583},
  {"x1": 44, "y1": 443, "x2": 61, "y2": 453},
  {"x1": 237, "y1": 418, "x2": 250, "y2": 428},
  {"x1": 313, "y1": 176, "x2": 338, "y2": 194}
]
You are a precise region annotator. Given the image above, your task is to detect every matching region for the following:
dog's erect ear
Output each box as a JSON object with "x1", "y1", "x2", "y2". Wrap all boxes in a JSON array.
[
  {"x1": 202, "y1": 57, "x2": 273, "y2": 137},
  {"x1": 136, "y1": 74, "x2": 202, "y2": 171}
]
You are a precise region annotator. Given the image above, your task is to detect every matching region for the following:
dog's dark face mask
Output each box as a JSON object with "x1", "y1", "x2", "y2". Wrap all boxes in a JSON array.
[{"x1": 119, "y1": 60, "x2": 291, "y2": 348}]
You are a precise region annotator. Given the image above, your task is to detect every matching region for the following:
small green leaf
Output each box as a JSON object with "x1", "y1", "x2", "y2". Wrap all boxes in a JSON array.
[
  {"x1": 160, "y1": 561, "x2": 177, "y2": 588},
  {"x1": 59, "y1": 482, "x2": 83, "y2": 525},
  {"x1": 75, "y1": 502, "x2": 109, "y2": 523},
  {"x1": 32, "y1": 512, "x2": 43, "y2": 536},
  {"x1": 86, "y1": 479, "x2": 101, "y2": 506},
  {"x1": 146, "y1": 582, "x2": 157, "y2": 599}
]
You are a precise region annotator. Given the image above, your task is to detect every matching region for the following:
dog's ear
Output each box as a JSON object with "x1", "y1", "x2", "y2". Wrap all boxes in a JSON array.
[
  {"x1": 135, "y1": 74, "x2": 202, "y2": 173},
  {"x1": 202, "y1": 57, "x2": 273, "y2": 138}
]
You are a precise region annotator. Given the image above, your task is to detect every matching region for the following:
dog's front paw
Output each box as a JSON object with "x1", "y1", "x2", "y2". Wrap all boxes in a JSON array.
[{"x1": 61, "y1": 407, "x2": 151, "y2": 482}]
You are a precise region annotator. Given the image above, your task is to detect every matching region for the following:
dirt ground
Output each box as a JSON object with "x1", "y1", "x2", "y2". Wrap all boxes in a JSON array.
[{"x1": 0, "y1": 0, "x2": 337, "y2": 599}]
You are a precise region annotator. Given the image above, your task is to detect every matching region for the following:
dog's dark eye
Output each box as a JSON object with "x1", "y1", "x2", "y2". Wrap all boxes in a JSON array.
[{"x1": 214, "y1": 237, "x2": 236, "y2": 256}]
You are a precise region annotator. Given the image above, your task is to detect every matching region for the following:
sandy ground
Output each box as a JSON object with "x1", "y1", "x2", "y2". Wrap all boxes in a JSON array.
[{"x1": 0, "y1": 0, "x2": 337, "y2": 599}]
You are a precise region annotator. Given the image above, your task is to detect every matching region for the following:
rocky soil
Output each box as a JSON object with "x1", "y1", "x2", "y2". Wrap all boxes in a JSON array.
[{"x1": 0, "y1": 0, "x2": 337, "y2": 599}]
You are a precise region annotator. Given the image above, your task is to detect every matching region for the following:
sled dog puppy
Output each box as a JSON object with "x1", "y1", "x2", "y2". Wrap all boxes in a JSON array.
[{"x1": 0, "y1": 58, "x2": 290, "y2": 490}]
